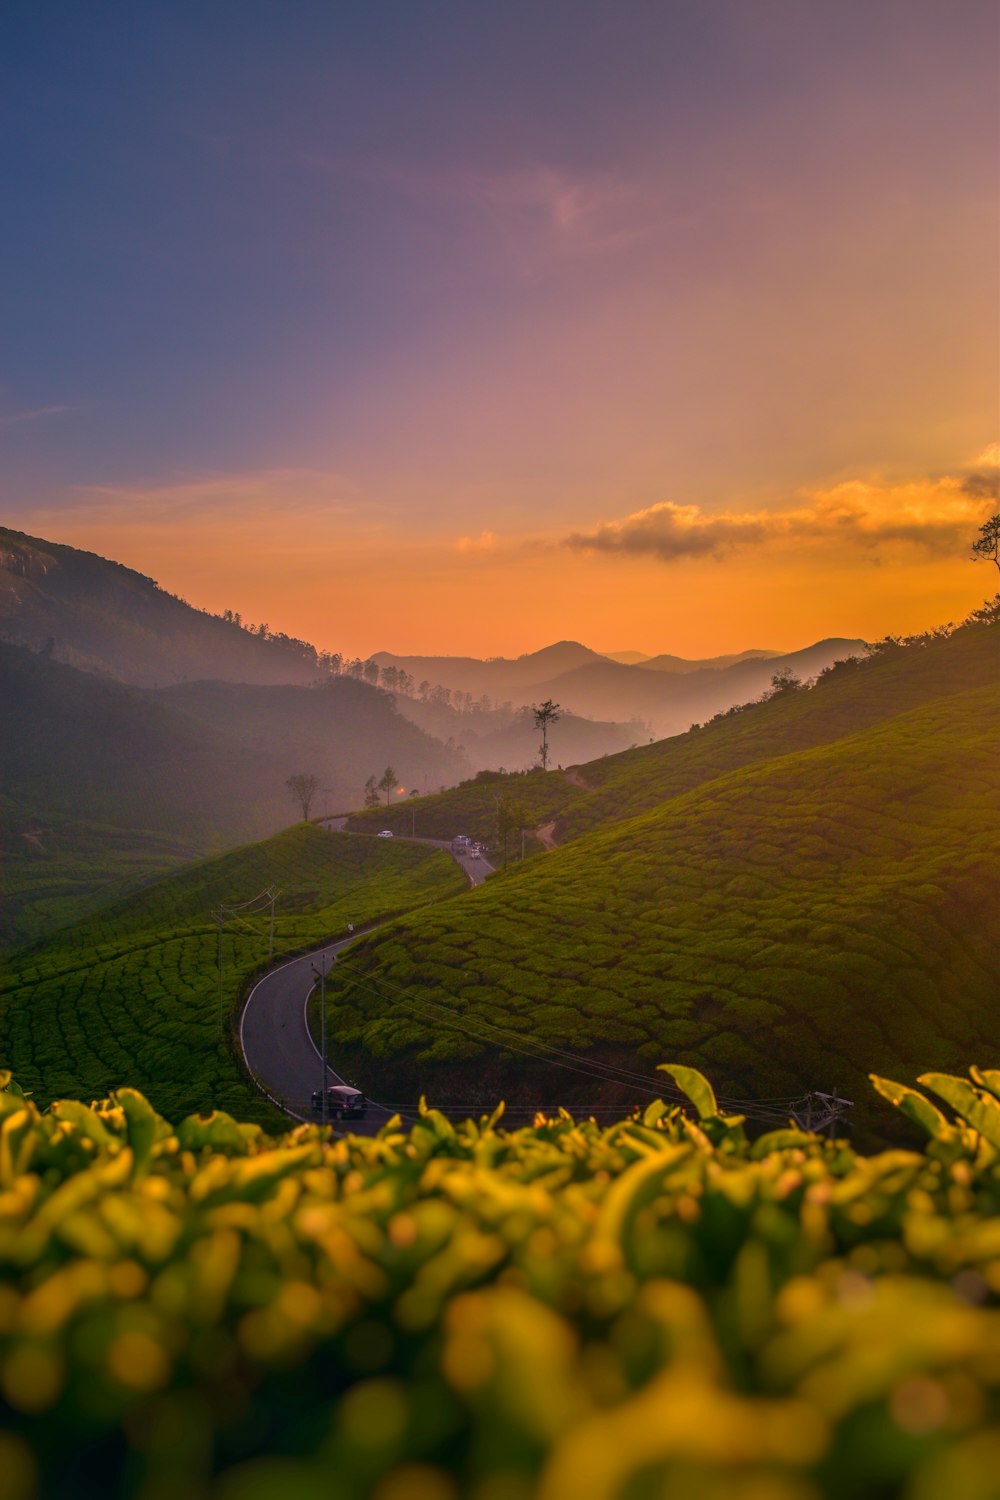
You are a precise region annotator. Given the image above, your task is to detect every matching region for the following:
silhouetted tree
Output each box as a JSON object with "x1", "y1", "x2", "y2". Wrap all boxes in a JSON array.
[
  {"x1": 378, "y1": 765, "x2": 399, "y2": 807},
  {"x1": 971, "y1": 514, "x2": 1000, "y2": 574},
  {"x1": 766, "y1": 669, "x2": 804, "y2": 698},
  {"x1": 286, "y1": 773, "x2": 320, "y2": 820},
  {"x1": 363, "y1": 775, "x2": 381, "y2": 810},
  {"x1": 532, "y1": 699, "x2": 561, "y2": 771}
]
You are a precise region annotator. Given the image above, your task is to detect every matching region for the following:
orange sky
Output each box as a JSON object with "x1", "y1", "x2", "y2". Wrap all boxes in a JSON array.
[
  {"x1": 17, "y1": 456, "x2": 999, "y2": 657},
  {"x1": 3, "y1": 5, "x2": 998, "y2": 659}
]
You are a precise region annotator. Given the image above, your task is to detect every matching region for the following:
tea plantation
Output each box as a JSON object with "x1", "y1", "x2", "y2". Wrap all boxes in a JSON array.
[
  {"x1": 0, "y1": 1065, "x2": 997, "y2": 1499},
  {"x1": 324, "y1": 681, "x2": 1000, "y2": 1145},
  {"x1": 553, "y1": 617, "x2": 999, "y2": 842},
  {"x1": 0, "y1": 825, "x2": 465, "y2": 1126},
  {"x1": 345, "y1": 767, "x2": 585, "y2": 850}
]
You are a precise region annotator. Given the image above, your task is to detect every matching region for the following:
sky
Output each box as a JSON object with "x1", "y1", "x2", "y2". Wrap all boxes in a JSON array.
[{"x1": 2, "y1": 0, "x2": 998, "y2": 658}]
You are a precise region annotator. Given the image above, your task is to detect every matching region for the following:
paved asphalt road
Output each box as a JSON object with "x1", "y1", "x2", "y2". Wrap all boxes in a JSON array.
[{"x1": 239, "y1": 839, "x2": 492, "y2": 1133}]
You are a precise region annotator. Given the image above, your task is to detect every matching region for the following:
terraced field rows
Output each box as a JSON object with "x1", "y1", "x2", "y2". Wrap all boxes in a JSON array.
[
  {"x1": 328, "y1": 684, "x2": 1000, "y2": 1142},
  {"x1": 0, "y1": 826, "x2": 466, "y2": 1123}
]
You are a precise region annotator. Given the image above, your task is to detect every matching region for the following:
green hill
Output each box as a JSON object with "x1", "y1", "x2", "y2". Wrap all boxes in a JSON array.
[
  {"x1": 0, "y1": 824, "x2": 465, "y2": 1123},
  {"x1": 556, "y1": 619, "x2": 999, "y2": 841},
  {"x1": 346, "y1": 766, "x2": 586, "y2": 853},
  {"x1": 324, "y1": 676, "x2": 1000, "y2": 1144},
  {"x1": 345, "y1": 618, "x2": 998, "y2": 862},
  {"x1": 1, "y1": 642, "x2": 468, "y2": 939}
]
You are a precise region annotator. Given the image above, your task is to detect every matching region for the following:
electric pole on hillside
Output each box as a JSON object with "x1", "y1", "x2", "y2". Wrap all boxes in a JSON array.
[
  {"x1": 792, "y1": 1090, "x2": 854, "y2": 1137},
  {"x1": 312, "y1": 956, "x2": 332, "y2": 1128},
  {"x1": 211, "y1": 885, "x2": 280, "y2": 1032}
]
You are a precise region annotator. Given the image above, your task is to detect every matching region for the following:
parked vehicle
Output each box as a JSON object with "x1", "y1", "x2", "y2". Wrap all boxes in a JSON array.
[
  {"x1": 311, "y1": 1085, "x2": 368, "y2": 1120},
  {"x1": 378, "y1": 829, "x2": 394, "y2": 838}
]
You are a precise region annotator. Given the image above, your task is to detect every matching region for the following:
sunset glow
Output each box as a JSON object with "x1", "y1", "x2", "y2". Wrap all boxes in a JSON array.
[{"x1": 3, "y1": 3, "x2": 997, "y2": 658}]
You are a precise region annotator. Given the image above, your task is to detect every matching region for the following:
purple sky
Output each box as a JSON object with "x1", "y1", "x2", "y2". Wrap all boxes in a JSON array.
[{"x1": 3, "y1": 2, "x2": 997, "y2": 654}]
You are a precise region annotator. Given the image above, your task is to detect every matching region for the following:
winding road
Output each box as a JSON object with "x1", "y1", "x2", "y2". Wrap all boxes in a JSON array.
[{"x1": 239, "y1": 838, "x2": 492, "y2": 1133}]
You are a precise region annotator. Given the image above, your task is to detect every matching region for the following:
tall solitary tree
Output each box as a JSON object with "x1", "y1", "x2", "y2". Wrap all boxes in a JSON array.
[
  {"x1": 971, "y1": 514, "x2": 1000, "y2": 575},
  {"x1": 363, "y1": 775, "x2": 381, "y2": 810},
  {"x1": 285, "y1": 773, "x2": 320, "y2": 820},
  {"x1": 532, "y1": 699, "x2": 561, "y2": 771},
  {"x1": 378, "y1": 765, "x2": 400, "y2": 807}
]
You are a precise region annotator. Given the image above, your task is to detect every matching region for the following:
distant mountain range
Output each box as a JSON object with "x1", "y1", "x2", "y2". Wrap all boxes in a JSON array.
[
  {"x1": 374, "y1": 637, "x2": 866, "y2": 737},
  {"x1": 1, "y1": 526, "x2": 866, "y2": 929}
]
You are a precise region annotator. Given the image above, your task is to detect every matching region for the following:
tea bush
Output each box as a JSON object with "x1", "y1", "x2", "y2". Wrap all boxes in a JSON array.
[
  {"x1": 0, "y1": 826, "x2": 465, "y2": 1125},
  {"x1": 0, "y1": 1065, "x2": 997, "y2": 1499},
  {"x1": 326, "y1": 684, "x2": 1000, "y2": 1143}
]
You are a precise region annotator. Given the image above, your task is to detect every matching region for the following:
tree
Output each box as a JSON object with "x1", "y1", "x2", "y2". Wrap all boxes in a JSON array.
[
  {"x1": 766, "y1": 669, "x2": 803, "y2": 698},
  {"x1": 285, "y1": 773, "x2": 319, "y2": 820},
  {"x1": 971, "y1": 514, "x2": 1000, "y2": 575},
  {"x1": 378, "y1": 765, "x2": 399, "y2": 807},
  {"x1": 532, "y1": 699, "x2": 561, "y2": 771},
  {"x1": 363, "y1": 775, "x2": 381, "y2": 810}
]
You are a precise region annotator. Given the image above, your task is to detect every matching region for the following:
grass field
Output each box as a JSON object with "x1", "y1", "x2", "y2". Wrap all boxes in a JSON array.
[
  {"x1": 0, "y1": 824, "x2": 466, "y2": 1125},
  {"x1": 323, "y1": 679, "x2": 1000, "y2": 1145}
]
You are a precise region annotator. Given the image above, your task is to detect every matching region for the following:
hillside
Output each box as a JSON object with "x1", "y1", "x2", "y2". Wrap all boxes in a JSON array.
[
  {"x1": 0, "y1": 823, "x2": 466, "y2": 1123},
  {"x1": 556, "y1": 619, "x2": 1000, "y2": 840},
  {"x1": 0, "y1": 527, "x2": 337, "y2": 686},
  {"x1": 347, "y1": 767, "x2": 586, "y2": 852},
  {"x1": 324, "y1": 675, "x2": 1000, "y2": 1145},
  {"x1": 1, "y1": 643, "x2": 469, "y2": 937},
  {"x1": 345, "y1": 618, "x2": 998, "y2": 856}
]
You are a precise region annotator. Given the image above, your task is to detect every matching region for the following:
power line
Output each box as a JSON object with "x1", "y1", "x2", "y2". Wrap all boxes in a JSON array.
[{"x1": 325, "y1": 959, "x2": 819, "y2": 1125}]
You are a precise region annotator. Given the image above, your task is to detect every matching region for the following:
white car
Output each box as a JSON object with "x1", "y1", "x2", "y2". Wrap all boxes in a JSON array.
[{"x1": 378, "y1": 829, "x2": 394, "y2": 838}]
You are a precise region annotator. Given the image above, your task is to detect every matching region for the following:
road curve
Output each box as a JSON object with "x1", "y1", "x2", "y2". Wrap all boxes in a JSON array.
[{"x1": 239, "y1": 841, "x2": 493, "y2": 1132}]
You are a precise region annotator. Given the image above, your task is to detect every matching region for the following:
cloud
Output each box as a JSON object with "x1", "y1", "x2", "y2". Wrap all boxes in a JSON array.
[
  {"x1": 305, "y1": 153, "x2": 647, "y2": 269},
  {"x1": 0, "y1": 404, "x2": 73, "y2": 427},
  {"x1": 66, "y1": 467, "x2": 365, "y2": 525},
  {"x1": 961, "y1": 471, "x2": 1000, "y2": 502},
  {"x1": 973, "y1": 442, "x2": 1000, "y2": 468},
  {"x1": 456, "y1": 530, "x2": 498, "y2": 553},
  {"x1": 565, "y1": 474, "x2": 991, "y2": 567},
  {"x1": 464, "y1": 167, "x2": 645, "y2": 256}
]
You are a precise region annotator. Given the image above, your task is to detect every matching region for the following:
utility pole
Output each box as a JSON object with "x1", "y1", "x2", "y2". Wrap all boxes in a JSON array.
[
  {"x1": 215, "y1": 912, "x2": 224, "y2": 1030},
  {"x1": 312, "y1": 957, "x2": 332, "y2": 1128},
  {"x1": 267, "y1": 888, "x2": 276, "y2": 962}
]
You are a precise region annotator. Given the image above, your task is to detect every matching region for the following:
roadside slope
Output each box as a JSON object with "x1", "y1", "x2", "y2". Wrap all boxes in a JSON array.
[
  {"x1": 0, "y1": 824, "x2": 466, "y2": 1123},
  {"x1": 325, "y1": 680, "x2": 1000, "y2": 1143}
]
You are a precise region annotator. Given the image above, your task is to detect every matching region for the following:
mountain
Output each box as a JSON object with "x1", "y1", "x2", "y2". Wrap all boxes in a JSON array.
[
  {"x1": 639, "y1": 648, "x2": 780, "y2": 673},
  {"x1": 325, "y1": 616, "x2": 1000, "y2": 1144},
  {"x1": 371, "y1": 640, "x2": 611, "y2": 699},
  {"x1": 518, "y1": 638, "x2": 865, "y2": 735},
  {"x1": 1, "y1": 642, "x2": 469, "y2": 940},
  {"x1": 0, "y1": 527, "x2": 327, "y2": 686},
  {"x1": 375, "y1": 635, "x2": 865, "y2": 735},
  {"x1": 601, "y1": 649, "x2": 651, "y2": 664},
  {"x1": 393, "y1": 695, "x2": 642, "y2": 773}
]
